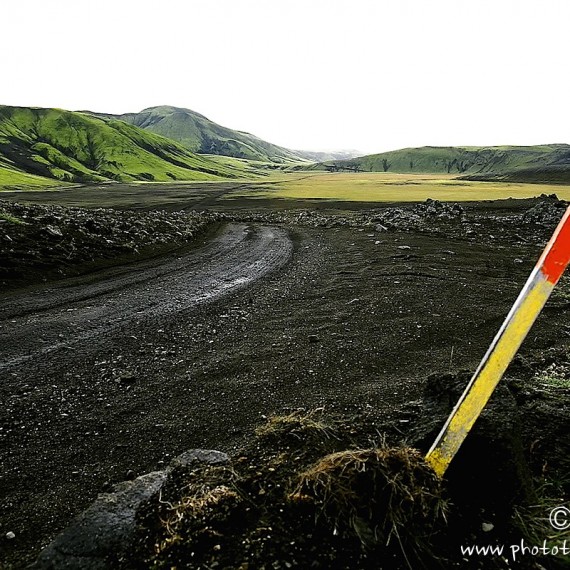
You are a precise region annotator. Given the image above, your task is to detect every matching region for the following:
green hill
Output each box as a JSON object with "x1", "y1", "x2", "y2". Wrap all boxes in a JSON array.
[
  {"x1": 90, "y1": 105, "x2": 324, "y2": 164},
  {"x1": 314, "y1": 145, "x2": 570, "y2": 182},
  {"x1": 0, "y1": 106, "x2": 243, "y2": 190}
]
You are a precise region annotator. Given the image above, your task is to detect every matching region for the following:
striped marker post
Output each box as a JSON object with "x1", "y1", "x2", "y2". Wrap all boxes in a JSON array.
[{"x1": 426, "y1": 206, "x2": 570, "y2": 478}]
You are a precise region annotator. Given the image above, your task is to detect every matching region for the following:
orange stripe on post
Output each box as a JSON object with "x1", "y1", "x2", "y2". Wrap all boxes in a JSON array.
[{"x1": 540, "y1": 207, "x2": 570, "y2": 284}]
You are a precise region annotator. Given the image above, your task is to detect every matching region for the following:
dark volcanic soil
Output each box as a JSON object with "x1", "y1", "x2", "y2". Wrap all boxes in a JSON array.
[{"x1": 0, "y1": 194, "x2": 569, "y2": 568}]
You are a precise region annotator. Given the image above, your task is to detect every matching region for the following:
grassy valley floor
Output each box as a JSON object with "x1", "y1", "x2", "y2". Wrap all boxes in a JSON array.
[{"x1": 2, "y1": 173, "x2": 570, "y2": 212}]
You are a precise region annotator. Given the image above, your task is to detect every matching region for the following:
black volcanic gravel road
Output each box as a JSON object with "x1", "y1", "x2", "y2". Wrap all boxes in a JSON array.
[
  {"x1": 0, "y1": 224, "x2": 291, "y2": 371},
  {"x1": 1, "y1": 212, "x2": 569, "y2": 568}
]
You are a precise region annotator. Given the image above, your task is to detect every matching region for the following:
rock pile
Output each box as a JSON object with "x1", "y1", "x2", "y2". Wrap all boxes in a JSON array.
[
  {"x1": 369, "y1": 199, "x2": 465, "y2": 231},
  {"x1": 2, "y1": 196, "x2": 564, "y2": 290},
  {"x1": 0, "y1": 201, "x2": 222, "y2": 288},
  {"x1": 414, "y1": 198, "x2": 465, "y2": 220},
  {"x1": 521, "y1": 196, "x2": 568, "y2": 227},
  {"x1": 232, "y1": 199, "x2": 466, "y2": 232}
]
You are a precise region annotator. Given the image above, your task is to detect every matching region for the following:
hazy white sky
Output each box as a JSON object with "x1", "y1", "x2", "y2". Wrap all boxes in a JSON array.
[{"x1": 3, "y1": 0, "x2": 569, "y2": 154}]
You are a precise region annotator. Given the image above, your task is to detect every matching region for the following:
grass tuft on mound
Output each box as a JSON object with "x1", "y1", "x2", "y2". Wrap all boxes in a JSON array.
[
  {"x1": 141, "y1": 414, "x2": 450, "y2": 569},
  {"x1": 156, "y1": 465, "x2": 242, "y2": 556},
  {"x1": 255, "y1": 410, "x2": 339, "y2": 445},
  {"x1": 291, "y1": 447, "x2": 447, "y2": 550}
]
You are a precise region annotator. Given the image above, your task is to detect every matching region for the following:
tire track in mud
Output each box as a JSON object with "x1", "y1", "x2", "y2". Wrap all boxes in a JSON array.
[{"x1": 0, "y1": 223, "x2": 292, "y2": 371}]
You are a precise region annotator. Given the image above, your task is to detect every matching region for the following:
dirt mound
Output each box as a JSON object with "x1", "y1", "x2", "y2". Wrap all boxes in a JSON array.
[
  {"x1": 507, "y1": 348, "x2": 570, "y2": 484},
  {"x1": 406, "y1": 371, "x2": 536, "y2": 542},
  {"x1": 128, "y1": 414, "x2": 449, "y2": 570},
  {"x1": 291, "y1": 447, "x2": 446, "y2": 552}
]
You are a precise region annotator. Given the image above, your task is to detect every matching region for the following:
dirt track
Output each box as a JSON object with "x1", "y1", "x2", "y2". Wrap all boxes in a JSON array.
[
  {"x1": 0, "y1": 224, "x2": 291, "y2": 370},
  {"x1": 1, "y1": 203, "x2": 569, "y2": 567}
]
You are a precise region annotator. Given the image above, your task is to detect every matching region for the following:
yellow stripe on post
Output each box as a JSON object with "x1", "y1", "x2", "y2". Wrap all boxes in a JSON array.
[{"x1": 426, "y1": 207, "x2": 570, "y2": 478}]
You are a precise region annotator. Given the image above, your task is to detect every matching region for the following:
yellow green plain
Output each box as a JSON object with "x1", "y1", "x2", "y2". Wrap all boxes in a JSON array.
[{"x1": 232, "y1": 172, "x2": 570, "y2": 202}]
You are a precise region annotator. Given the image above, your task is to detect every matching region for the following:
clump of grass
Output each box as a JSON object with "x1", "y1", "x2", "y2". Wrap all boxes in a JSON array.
[
  {"x1": 0, "y1": 211, "x2": 24, "y2": 224},
  {"x1": 255, "y1": 410, "x2": 339, "y2": 447},
  {"x1": 158, "y1": 484, "x2": 241, "y2": 552},
  {"x1": 154, "y1": 465, "x2": 242, "y2": 556},
  {"x1": 145, "y1": 414, "x2": 452, "y2": 568},
  {"x1": 289, "y1": 447, "x2": 447, "y2": 552}
]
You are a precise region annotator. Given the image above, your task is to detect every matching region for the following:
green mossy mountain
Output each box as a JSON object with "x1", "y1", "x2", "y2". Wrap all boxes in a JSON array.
[
  {"x1": 90, "y1": 106, "x2": 356, "y2": 164},
  {"x1": 315, "y1": 145, "x2": 570, "y2": 183},
  {"x1": 0, "y1": 106, "x2": 241, "y2": 189}
]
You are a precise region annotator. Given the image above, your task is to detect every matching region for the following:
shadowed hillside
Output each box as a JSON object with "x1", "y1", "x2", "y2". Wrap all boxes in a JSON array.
[{"x1": 312, "y1": 145, "x2": 570, "y2": 183}]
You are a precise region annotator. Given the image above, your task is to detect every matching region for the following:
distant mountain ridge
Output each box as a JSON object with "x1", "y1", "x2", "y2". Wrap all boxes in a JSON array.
[
  {"x1": 87, "y1": 106, "x2": 361, "y2": 163},
  {"x1": 2, "y1": 104, "x2": 567, "y2": 190},
  {"x1": 312, "y1": 145, "x2": 570, "y2": 182},
  {"x1": 0, "y1": 106, "x2": 239, "y2": 188}
]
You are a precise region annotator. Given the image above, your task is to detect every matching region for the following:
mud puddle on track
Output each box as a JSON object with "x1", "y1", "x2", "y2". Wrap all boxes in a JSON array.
[{"x1": 0, "y1": 223, "x2": 292, "y2": 370}]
